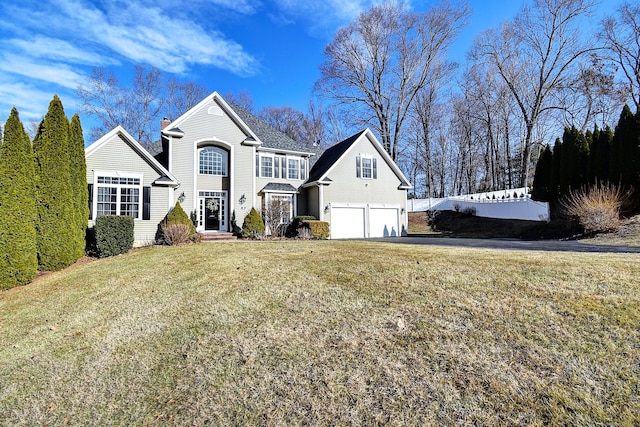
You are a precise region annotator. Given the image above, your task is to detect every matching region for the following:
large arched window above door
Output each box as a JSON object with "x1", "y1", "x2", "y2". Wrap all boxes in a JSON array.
[{"x1": 199, "y1": 146, "x2": 228, "y2": 176}]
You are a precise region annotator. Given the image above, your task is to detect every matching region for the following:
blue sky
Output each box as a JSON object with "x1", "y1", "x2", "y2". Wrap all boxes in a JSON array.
[{"x1": 0, "y1": 0, "x2": 620, "y2": 135}]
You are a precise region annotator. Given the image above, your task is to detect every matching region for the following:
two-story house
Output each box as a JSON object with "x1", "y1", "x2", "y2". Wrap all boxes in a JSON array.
[{"x1": 85, "y1": 92, "x2": 411, "y2": 243}]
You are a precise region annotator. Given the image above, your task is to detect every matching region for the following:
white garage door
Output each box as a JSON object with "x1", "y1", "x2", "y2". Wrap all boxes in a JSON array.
[
  {"x1": 370, "y1": 208, "x2": 400, "y2": 238},
  {"x1": 331, "y1": 207, "x2": 365, "y2": 239}
]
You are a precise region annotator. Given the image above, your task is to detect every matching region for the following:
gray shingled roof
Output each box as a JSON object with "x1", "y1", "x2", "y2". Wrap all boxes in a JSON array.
[
  {"x1": 230, "y1": 103, "x2": 311, "y2": 153},
  {"x1": 260, "y1": 183, "x2": 299, "y2": 193},
  {"x1": 307, "y1": 130, "x2": 366, "y2": 183},
  {"x1": 145, "y1": 140, "x2": 163, "y2": 157}
]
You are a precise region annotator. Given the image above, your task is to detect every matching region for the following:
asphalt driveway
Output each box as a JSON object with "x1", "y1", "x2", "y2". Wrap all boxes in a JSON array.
[{"x1": 373, "y1": 236, "x2": 640, "y2": 253}]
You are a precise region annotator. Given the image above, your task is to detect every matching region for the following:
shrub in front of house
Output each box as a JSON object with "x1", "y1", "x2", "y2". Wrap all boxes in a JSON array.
[
  {"x1": 94, "y1": 215, "x2": 134, "y2": 257},
  {"x1": 286, "y1": 216, "x2": 316, "y2": 238},
  {"x1": 304, "y1": 220, "x2": 330, "y2": 239},
  {"x1": 156, "y1": 202, "x2": 197, "y2": 245},
  {"x1": 161, "y1": 223, "x2": 194, "y2": 246},
  {"x1": 242, "y1": 207, "x2": 265, "y2": 238}
]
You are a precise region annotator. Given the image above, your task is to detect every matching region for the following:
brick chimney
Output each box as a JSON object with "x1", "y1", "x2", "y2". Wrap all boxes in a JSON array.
[{"x1": 160, "y1": 117, "x2": 171, "y2": 130}]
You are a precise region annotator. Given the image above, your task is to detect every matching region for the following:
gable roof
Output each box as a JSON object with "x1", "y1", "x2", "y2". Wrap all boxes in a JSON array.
[
  {"x1": 161, "y1": 91, "x2": 261, "y2": 145},
  {"x1": 86, "y1": 126, "x2": 178, "y2": 186},
  {"x1": 305, "y1": 128, "x2": 411, "y2": 190},
  {"x1": 306, "y1": 130, "x2": 366, "y2": 183}
]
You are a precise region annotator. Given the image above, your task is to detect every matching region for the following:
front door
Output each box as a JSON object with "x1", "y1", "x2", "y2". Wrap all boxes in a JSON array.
[{"x1": 198, "y1": 191, "x2": 227, "y2": 231}]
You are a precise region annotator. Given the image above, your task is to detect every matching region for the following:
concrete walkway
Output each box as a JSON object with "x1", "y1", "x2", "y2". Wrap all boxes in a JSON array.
[{"x1": 372, "y1": 236, "x2": 640, "y2": 254}]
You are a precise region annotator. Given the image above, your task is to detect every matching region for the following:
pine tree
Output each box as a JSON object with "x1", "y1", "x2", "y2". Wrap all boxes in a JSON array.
[
  {"x1": 33, "y1": 95, "x2": 77, "y2": 271},
  {"x1": 531, "y1": 145, "x2": 553, "y2": 202},
  {"x1": 69, "y1": 114, "x2": 88, "y2": 260},
  {"x1": 0, "y1": 108, "x2": 38, "y2": 289}
]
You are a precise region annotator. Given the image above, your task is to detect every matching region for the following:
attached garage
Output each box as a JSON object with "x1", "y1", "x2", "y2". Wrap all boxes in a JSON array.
[
  {"x1": 329, "y1": 205, "x2": 401, "y2": 239},
  {"x1": 369, "y1": 207, "x2": 400, "y2": 238},
  {"x1": 330, "y1": 206, "x2": 365, "y2": 239}
]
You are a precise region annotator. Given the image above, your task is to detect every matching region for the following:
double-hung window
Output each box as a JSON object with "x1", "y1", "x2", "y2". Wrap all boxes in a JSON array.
[
  {"x1": 260, "y1": 155, "x2": 273, "y2": 177},
  {"x1": 94, "y1": 173, "x2": 143, "y2": 219},
  {"x1": 356, "y1": 155, "x2": 377, "y2": 179},
  {"x1": 288, "y1": 158, "x2": 300, "y2": 180}
]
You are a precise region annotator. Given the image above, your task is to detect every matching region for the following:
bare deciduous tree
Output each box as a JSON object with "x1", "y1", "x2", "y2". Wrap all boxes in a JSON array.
[
  {"x1": 471, "y1": 0, "x2": 596, "y2": 187},
  {"x1": 77, "y1": 65, "x2": 209, "y2": 144},
  {"x1": 600, "y1": 1, "x2": 640, "y2": 109},
  {"x1": 263, "y1": 196, "x2": 291, "y2": 237},
  {"x1": 166, "y1": 78, "x2": 209, "y2": 121},
  {"x1": 315, "y1": 1, "x2": 470, "y2": 160}
]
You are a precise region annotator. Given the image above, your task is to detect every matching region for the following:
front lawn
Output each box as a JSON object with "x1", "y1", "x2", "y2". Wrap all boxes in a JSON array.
[{"x1": 1, "y1": 241, "x2": 638, "y2": 425}]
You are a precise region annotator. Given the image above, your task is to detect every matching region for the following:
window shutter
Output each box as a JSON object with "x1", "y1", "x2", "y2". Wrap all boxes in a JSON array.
[
  {"x1": 301, "y1": 158, "x2": 307, "y2": 180},
  {"x1": 373, "y1": 158, "x2": 378, "y2": 179},
  {"x1": 88, "y1": 184, "x2": 93, "y2": 219},
  {"x1": 281, "y1": 156, "x2": 286, "y2": 178},
  {"x1": 143, "y1": 186, "x2": 151, "y2": 220},
  {"x1": 356, "y1": 156, "x2": 361, "y2": 178},
  {"x1": 274, "y1": 156, "x2": 280, "y2": 178}
]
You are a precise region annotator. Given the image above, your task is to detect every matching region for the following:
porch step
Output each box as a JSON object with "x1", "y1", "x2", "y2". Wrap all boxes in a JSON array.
[{"x1": 199, "y1": 232, "x2": 238, "y2": 242}]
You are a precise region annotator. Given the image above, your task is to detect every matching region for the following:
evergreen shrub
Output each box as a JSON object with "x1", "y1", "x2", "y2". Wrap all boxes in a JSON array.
[
  {"x1": 241, "y1": 208, "x2": 265, "y2": 238},
  {"x1": 156, "y1": 202, "x2": 197, "y2": 244},
  {"x1": 95, "y1": 215, "x2": 134, "y2": 257}
]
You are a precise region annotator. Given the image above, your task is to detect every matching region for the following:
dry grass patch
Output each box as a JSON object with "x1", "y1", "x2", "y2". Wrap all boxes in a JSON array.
[{"x1": 1, "y1": 241, "x2": 639, "y2": 425}]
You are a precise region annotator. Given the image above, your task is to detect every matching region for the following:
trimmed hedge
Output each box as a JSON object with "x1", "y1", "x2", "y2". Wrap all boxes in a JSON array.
[
  {"x1": 286, "y1": 216, "x2": 316, "y2": 238},
  {"x1": 94, "y1": 215, "x2": 134, "y2": 257},
  {"x1": 304, "y1": 220, "x2": 330, "y2": 239}
]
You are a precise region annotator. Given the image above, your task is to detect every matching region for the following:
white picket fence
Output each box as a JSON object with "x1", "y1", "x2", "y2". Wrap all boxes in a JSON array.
[{"x1": 408, "y1": 188, "x2": 550, "y2": 222}]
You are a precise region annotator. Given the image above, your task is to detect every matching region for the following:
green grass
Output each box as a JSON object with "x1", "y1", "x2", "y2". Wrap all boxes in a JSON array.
[{"x1": 1, "y1": 241, "x2": 639, "y2": 425}]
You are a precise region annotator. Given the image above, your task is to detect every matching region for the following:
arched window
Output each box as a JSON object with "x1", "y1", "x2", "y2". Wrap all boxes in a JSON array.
[{"x1": 199, "y1": 147, "x2": 227, "y2": 175}]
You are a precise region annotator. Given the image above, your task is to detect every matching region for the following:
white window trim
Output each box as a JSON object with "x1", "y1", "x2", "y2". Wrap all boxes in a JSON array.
[
  {"x1": 257, "y1": 153, "x2": 306, "y2": 181},
  {"x1": 92, "y1": 170, "x2": 143, "y2": 220},
  {"x1": 198, "y1": 146, "x2": 228, "y2": 176},
  {"x1": 360, "y1": 155, "x2": 373, "y2": 179},
  {"x1": 265, "y1": 193, "x2": 295, "y2": 224},
  {"x1": 287, "y1": 158, "x2": 300, "y2": 180}
]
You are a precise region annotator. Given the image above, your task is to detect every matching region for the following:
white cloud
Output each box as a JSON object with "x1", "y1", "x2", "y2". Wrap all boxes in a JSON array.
[
  {"x1": 271, "y1": 0, "x2": 371, "y2": 32},
  {"x1": 270, "y1": 0, "x2": 418, "y2": 36},
  {"x1": 0, "y1": 54, "x2": 87, "y2": 89},
  {"x1": 208, "y1": 0, "x2": 261, "y2": 14},
  {"x1": 49, "y1": 0, "x2": 259, "y2": 75},
  {"x1": 9, "y1": 36, "x2": 119, "y2": 67},
  {"x1": 0, "y1": 79, "x2": 62, "y2": 122}
]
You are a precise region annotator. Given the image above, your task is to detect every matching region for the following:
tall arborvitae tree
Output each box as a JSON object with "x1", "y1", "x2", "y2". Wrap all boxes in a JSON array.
[
  {"x1": 531, "y1": 145, "x2": 553, "y2": 202},
  {"x1": 588, "y1": 126, "x2": 613, "y2": 184},
  {"x1": 68, "y1": 114, "x2": 88, "y2": 260},
  {"x1": 560, "y1": 127, "x2": 590, "y2": 194},
  {"x1": 33, "y1": 95, "x2": 77, "y2": 271},
  {"x1": 0, "y1": 108, "x2": 38, "y2": 289},
  {"x1": 610, "y1": 105, "x2": 635, "y2": 185},
  {"x1": 550, "y1": 138, "x2": 563, "y2": 204},
  {"x1": 620, "y1": 109, "x2": 640, "y2": 193}
]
